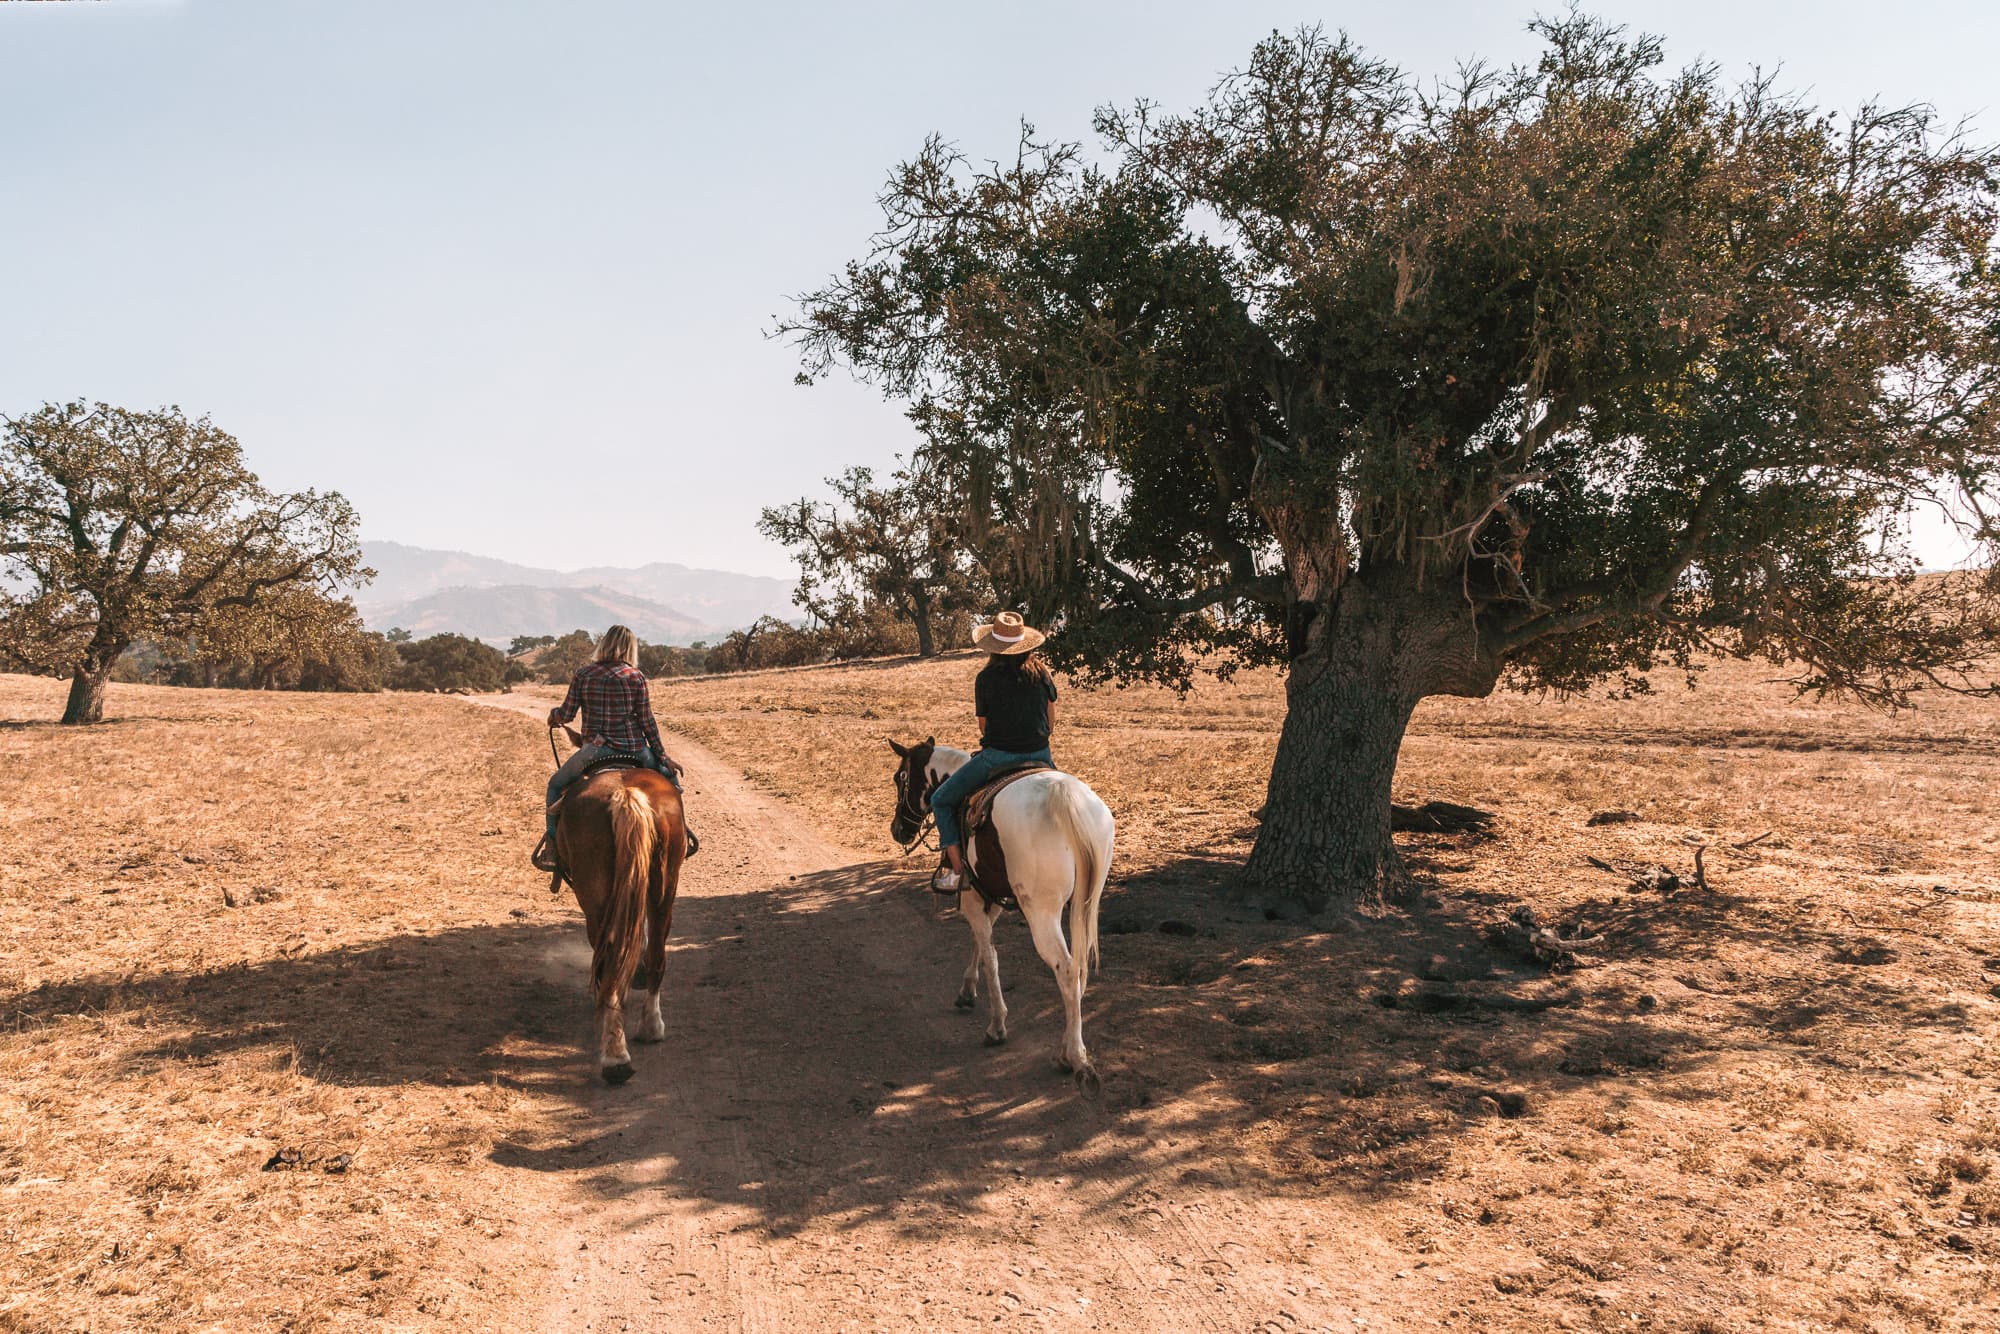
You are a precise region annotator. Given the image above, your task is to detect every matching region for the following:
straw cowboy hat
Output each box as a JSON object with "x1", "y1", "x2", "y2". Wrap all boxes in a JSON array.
[{"x1": 972, "y1": 611, "x2": 1046, "y2": 655}]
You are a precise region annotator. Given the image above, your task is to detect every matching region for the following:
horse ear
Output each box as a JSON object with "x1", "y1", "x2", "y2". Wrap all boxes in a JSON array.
[
  {"x1": 888, "y1": 739, "x2": 909, "y2": 757},
  {"x1": 924, "y1": 735, "x2": 935, "y2": 747}
]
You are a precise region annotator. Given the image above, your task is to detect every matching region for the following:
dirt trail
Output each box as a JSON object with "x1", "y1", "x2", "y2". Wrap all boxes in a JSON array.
[{"x1": 464, "y1": 693, "x2": 1382, "y2": 1332}]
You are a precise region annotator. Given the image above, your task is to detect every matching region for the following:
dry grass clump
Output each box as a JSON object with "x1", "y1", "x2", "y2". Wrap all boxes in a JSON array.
[
  {"x1": 0, "y1": 675, "x2": 574, "y2": 1331},
  {"x1": 634, "y1": 648, "x2": 2000, "y2": 1331}
]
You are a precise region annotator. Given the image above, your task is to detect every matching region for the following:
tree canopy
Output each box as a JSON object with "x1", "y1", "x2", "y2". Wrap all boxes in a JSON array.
[
  {"x1": 787, "y1": 16, "x2": 2000, "y2": 905},
  {"x1": 180, "y1": 584, "x2": 390, "y2": 691},
  {"x1": 1, "y1": 402, "x2": 366, "y2": 723}
]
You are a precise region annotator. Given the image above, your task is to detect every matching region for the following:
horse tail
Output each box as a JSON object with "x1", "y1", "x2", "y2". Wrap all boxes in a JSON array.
[
  {"x1": 1047, "y1": 775, "x2": 1112, "y2": 982},
  {"x1": 592, "y1": 784, "x2": 657, "y2": 1006}
]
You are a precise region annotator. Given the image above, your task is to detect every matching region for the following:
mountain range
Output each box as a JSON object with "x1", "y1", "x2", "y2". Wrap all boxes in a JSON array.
[{"x1": 353, "y1": 541, "x2": 797, "y2": 646}]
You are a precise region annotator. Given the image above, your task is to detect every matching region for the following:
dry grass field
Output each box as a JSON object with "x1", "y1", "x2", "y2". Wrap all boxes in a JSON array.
[
  {"x1": 4, "y1": 655, "x2": 1998, "y2": 1331},
  {"x1": 0, "y1": 676, "x2": 575, "y2": 1331}
]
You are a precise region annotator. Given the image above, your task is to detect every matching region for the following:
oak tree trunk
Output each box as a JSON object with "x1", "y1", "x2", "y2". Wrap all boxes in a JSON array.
[
  {"x1": 1244, "y1": 663, "x2": 1417, "y2": 909},
  {"x1": 62, "y1": 630, "x2": 129, "y2": 725},
  {"x1": 1244, "y1": 570, "x2": 1498, "y2": 909},
  {"x1": 62, "y1": 666, "x2": 110, "y2": 725}
]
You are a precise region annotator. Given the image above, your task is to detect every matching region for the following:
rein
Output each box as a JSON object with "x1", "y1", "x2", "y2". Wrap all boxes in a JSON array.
[
  {"x1": 895, "y1": 765, "x2": 940, "y2": 857},
  {"x1": 548, "y1": 721, "x2": 588, "y2": 766},
  {"x1": 899, "y1": 812, "x2": 938, "y2": 858}
]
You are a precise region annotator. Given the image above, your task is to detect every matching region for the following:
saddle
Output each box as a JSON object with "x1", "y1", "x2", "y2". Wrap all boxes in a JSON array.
[
  {"x1": 565, "y1": 752, "x2": 649, "y2": 790},
  {"x1": 542, "y1": 753, "x2": 654, "y2": 894},
  {"x1": 961, "y1": 761, "x2": 1054, "y2": 910}
]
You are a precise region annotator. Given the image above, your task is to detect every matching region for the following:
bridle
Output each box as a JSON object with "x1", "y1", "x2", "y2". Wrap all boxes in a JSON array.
[{"x1": 894, "y1": 758, "x2": 939, "y2": 856}]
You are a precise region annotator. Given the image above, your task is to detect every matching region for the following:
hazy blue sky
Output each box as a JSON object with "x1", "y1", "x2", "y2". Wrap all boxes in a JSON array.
[{"x1": 3, "y1": 1, "x2": 1992, "y2": 576}]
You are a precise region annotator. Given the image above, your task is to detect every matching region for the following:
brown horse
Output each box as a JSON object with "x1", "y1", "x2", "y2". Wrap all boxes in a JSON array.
[{"x1": 553, "y1": 767, "x2": 687, "y2": 1084}]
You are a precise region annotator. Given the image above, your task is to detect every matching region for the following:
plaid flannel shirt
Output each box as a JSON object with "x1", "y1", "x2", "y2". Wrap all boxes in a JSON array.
[{"x1": 552, "y1": 661, "x2": 665, "y2": 756}]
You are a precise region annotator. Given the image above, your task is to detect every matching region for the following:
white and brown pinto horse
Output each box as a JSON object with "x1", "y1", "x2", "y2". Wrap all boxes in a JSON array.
[
  {"x1": 889, "y1": 738, "x2": 1115, "y2": 1092},
  {"x1": 553, "y1": 767, "x2": 687, "y2": 1084}
]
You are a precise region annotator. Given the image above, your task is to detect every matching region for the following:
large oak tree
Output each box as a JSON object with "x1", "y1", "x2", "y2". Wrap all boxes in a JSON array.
[
  {"x1": 787, "y1": 18, "x2": 2000, "y2": 907},
  {"x1": 0, "y1": 402, "x2": 365, "y2": 723}
]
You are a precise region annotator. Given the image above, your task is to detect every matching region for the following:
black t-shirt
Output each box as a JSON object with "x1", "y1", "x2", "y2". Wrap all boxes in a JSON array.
[{"x1": 975, "y1": 659, "x2": 1057, "y2": 753}]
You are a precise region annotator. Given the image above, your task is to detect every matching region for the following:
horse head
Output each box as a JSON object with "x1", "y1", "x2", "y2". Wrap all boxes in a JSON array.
[{"x1": 886, "y1": 736, "x2": 937, "y2": 847}]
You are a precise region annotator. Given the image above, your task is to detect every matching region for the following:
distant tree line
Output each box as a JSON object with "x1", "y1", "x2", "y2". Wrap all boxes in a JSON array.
[
  {"x1": 507, "y1": 608, "x2": 951, "y2": 684},
  {"x1": 95, "y1": 602, "x2": 931, "y2": 702}
]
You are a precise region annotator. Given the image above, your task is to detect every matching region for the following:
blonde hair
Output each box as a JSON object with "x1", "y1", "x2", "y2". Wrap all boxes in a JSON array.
[{"x1": 593, "y1": 624, "x2": 639, "y2": 667}]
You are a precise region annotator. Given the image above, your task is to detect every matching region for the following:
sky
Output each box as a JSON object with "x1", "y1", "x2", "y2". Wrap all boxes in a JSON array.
[{"x1": 2, "y1": 0, "x2": 1993, "y2": 578}]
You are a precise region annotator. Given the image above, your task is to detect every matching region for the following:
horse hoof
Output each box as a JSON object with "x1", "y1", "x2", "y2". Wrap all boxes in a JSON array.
[
  {"x1": 954, "y1": 993, "x2": 976, "y2": 1011},
  {"x1": 1074, "y1": 1065, "x2": 1102, "y2": 1098},
  {"x1": 635, "y1": 1025, "x2": 665, "y2": 1044},
  {"x1": 601, "y1": 1062, "x2": 635, "y2": 1086},
  {"x1": 983, "y1": 1032, "x2": 1007, "y2": 1047}
]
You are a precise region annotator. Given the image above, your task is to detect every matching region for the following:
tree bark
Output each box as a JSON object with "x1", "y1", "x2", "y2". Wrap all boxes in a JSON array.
[
  {"x1": 62, "y1": 666, "x2": 111, "y2": 724},
  {"x1": 1244, "y1": 569, "x2": 1499, "y2": 909},
  {"x1": 1245, "y1": 648, "x2": 1417, "y2": 910},
  {"x1": 61, "y1": 630, "x2": 129, "y2": 724}
]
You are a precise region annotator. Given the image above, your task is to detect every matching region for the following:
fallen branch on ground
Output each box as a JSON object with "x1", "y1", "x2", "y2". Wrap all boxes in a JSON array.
[{"x1": 1485, "y1": 905, "x2": 1601, "y2": 972}]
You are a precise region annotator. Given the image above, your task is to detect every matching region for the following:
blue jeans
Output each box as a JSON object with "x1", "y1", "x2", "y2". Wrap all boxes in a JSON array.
[
  {"x1": 545, "y1": 745, "x2": 679, "y2": 840},
  {"x1": 932, "y1": 746, "x2": 1052, "y2": 850}
]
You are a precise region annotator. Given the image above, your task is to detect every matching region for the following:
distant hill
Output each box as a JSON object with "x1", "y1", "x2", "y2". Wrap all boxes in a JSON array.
[
  {"x1": 353, "y1": 541, "x2": 796, "y2": 645},
  {"x1": 371, "y1": 584, "x2": 716, "y2": 647}
]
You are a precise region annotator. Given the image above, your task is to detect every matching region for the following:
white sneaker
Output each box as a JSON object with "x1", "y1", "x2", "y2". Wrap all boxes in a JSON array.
[{"x1": 931, "y1": 866, "x2": 963, "y2": 895}]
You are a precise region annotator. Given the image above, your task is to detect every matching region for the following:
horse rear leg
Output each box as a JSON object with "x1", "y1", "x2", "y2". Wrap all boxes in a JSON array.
[
  {"x1": 1024, "y1": 903, "x2": 1094, "y2": 1090},
  {"x1": 636, "y1": 857, "x2": 677, "y2": 1044},
  {"x1": 597, "y1": 997, "x2": 634, "y2": 1083}
]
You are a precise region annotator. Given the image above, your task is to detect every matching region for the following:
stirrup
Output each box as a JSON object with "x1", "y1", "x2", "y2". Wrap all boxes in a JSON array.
[
  {"x1": 930, "y1": 864, "x2": 963, "y2": 895},
  {"x1": 531, "y1": 835, "x2": 560, "y2": 874},
  {"x1": 685, "y1": 827, "x2": 700, "y2": 858}
]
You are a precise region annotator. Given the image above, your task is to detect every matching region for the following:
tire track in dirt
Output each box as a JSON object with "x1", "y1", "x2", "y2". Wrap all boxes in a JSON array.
[{"x1": 462, "y1": 692, "x2": 1367, "y2": 1331}]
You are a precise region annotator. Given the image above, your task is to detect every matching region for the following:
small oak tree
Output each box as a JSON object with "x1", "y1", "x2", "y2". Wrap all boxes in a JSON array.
[
  {"x1": 390, "y1": 633, "x2": 508, "y2": 693},
  {"x1": 1, "y1": 402, "x2": 366, "y2": 723},
  {"x1": 787, "y1": 18, "x2": 2000, "y2": 907},
  {"x1": 757, "y1": 463, "x2": 989, "y2": 658}
]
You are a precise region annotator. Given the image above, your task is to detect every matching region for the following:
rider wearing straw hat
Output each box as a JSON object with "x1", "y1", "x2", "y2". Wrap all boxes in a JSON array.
[{"x1": 930, "y1": 611, "x2": 1058, "y2": 894}]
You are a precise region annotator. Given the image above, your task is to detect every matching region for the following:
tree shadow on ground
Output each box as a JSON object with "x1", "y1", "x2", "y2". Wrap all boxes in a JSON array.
[{"x1": 5, "y1": 835, "x2": 1969, "y2": 1242}]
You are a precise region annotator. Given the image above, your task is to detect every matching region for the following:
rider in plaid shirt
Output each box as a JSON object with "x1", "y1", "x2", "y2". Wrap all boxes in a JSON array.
[
  {"x1": 551, "y1": 658, "x2": 666, "y2": 756},
  {"x1": 532, "y1": 624, "x2": 697, "y2": 871}
]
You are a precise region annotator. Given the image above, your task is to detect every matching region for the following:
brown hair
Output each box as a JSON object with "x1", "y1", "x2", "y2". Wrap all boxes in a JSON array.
[{"x1": 994, "y1": 650, "x2": 1052, "y2": 683}]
